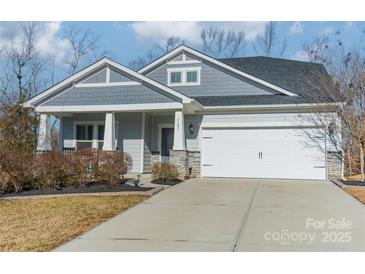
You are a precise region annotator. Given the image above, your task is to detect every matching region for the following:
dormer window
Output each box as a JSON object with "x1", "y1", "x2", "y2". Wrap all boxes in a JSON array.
[
  {"x1": 186, "y1": 71, "x2": 198, "y2": 83},
  {"x1": 167, "y1": 67, "x2": 201, "y2": 86},
  {"x1": 170, "y1": 71, "x2": 182, "y2": 84}
]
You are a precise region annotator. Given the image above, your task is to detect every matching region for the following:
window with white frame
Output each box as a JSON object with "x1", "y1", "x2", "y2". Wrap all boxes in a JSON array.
[
  {"x1": 186, "y1": 70, "x2": 198, "y2": 83},
  {"x1": 170, "y1": 71, "x2": 182, "y2": 84},
  {"x1": 76, "y1": 125, "x2": 93, "y2": 140},
  {"x1": 167, "y1": 67, "x2": 201, "y2": 86},
  {"x1": 76, "y1": 124, "x2": 104, "y2": 141}
]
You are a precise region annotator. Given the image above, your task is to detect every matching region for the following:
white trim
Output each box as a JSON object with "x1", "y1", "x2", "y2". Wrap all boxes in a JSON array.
[
  {"x1": 35, "y1": 102, "x2": 183, "y2": 113},
  {"x1": 140, "y1": 112, "x2": 145, "y2": 173},
  {"x1": 106, "y1": 66, "x2": 110, "y2": 83},
  {"x1": 167, "y1": 60, "x2": 201, "y2": 65},
  {"x1": 76, "y1": 81, "x2": 141, "y2": 88},
  {"x1": 198, "y1": 102, "x2": 342, "y2": 112},
  {"x1": 201, "y1": 122, "x2": 322, "y2": 128},
  {"x1": 23, "y1": 57, "x2": 192, "y2": 108},
  {"x1": 80, "y1": 67, "x2": 107, "y2": 85},
  {"x1": 138, "y1": 45, "x2": 299, "y2": 97},
  {"x1": 72, "y1": 120, "x2": 118, "y2": 150},
  {"x1": 167, "y1": 67, "x2": 201, "y2": 87},
  {"x1": 157, "y1": 123, "x2": 174, "y2": 162}
]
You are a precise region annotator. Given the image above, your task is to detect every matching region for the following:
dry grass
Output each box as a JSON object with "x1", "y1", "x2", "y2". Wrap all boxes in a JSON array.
[
  {"x1": 0, "y1": 195, "x2": 147, "y2": 251},
  {"x1": 345, "y1": 188, "x2": 365, "y2": 204},
  {"x1": 346, "y1": 174, "x2": 363, "y2": 181}
]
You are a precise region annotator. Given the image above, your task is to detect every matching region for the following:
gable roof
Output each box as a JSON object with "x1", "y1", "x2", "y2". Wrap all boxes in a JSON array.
[
  {"x1": 138, "y1": 45, "x2": 298, "y2": 97},
  {"x1": 191, "y1": 57, "x2": 335, "y2": 107},
  {"x1": 219, "y1": 56, "x2": 331, "y2": 98},
  {"x1": 23, "y1": 57, "x2": 193, "y2": 108}
]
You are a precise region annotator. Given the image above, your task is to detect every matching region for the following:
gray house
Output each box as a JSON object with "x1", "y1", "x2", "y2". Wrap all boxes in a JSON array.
[{"x1": 23, "y1": 45, "x2": 342, "y2": 180}]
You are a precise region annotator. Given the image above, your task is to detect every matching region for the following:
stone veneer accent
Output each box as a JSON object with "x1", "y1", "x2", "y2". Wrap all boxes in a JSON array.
[
  {"x1": 327, "y1": 151, "x2": 342, "y2": 180},
  {"x1": 187, "y1": 151, "x2": 201, "y2": 178},
  {"x1": 170, "y1": 150, "x2": 189, "y2": 180},
  {"x1": 169, "y1": 150, "x2": 201, "y2": 180}
]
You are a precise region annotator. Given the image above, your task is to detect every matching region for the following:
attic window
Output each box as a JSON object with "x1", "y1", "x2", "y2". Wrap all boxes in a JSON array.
[
  {"x1": 187, "y1": 71, "x2": 198, "y2": 83},
  {"x1": 170, "y1": 71, "x2": 182, "y2": 84},
  {"x1": 167, "y1": 67, "x2": 201, "y2": 86}
]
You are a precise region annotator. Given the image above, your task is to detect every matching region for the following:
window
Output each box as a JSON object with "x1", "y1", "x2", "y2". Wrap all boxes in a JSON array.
[
  {"x1": 186, "y1": 71, "x2": 198, "y2": 83},
  {"x1": 167, "y1": 67, "x2": 201, "y2": 86},
  {"x1": 76, "y1": 125, "x2": 93, "y2": 140},
  {"x1": 98, "y1": 125, "x2": 105, "y2": 140},
  {"x1": 170, "y1": 72, "x2": 182, "y2": 84}
]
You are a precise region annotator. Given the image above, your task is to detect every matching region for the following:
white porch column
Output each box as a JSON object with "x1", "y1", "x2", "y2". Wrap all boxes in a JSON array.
[
  {"x1": 37, "y1": 114, "x2": 52, "y2": 151},
  {"x1": 102, "y1": 112, "x2": 116, "y2": 151},
  {"x1": 92, "y1": 124, "x2": 99, "y2": 149},
  {"x1": 173, "y1": 110, "x2": 186, "y2": 150}
]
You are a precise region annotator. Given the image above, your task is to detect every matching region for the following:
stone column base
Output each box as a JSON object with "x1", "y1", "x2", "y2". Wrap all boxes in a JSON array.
[
  {"x1": 327, "y1": 151, "x2": 342, "y2": 180},
  {"x1": 170, "y1": 150, "x2": 201, "y2": 180}
]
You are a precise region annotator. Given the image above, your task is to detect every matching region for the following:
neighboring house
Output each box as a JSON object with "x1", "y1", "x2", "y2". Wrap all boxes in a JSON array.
[{"x1": 23, "y1": 45, "x2": 342, "y2": 180}]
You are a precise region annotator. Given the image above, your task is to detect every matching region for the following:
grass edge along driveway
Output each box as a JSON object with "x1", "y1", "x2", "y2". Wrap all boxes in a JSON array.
[{"x1": 0, "y1": 195, "x2": 147, "y2": 251}]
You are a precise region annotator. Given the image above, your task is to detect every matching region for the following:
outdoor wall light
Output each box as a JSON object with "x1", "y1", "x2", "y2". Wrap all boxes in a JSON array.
[
  {"x1": 328, "y1": 122, "x2": 335, "y2": 135},
  {"x1": 188, "y1": 123, "x2": 195, "y2": 135}
]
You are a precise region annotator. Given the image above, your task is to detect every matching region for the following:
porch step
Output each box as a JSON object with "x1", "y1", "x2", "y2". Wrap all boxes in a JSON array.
[{"x1": 124, "y1": 173, "x2": 151, "y2": 179}]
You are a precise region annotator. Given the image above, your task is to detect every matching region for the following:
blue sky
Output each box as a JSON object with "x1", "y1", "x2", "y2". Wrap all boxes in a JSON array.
[
  {"x1": 61, "y1": 21, "x2": 365, "y2": 64},
  {"x1": 1, "y1": 21, "x2": 364, "y2": 81}
]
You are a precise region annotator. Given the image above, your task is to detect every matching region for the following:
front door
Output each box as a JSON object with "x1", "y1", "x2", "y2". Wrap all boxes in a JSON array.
[{"x1": 161, "y1": 128, "x2": 174, "y2": 162}]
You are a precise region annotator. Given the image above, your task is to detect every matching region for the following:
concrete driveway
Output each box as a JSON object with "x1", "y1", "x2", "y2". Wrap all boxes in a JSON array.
[{"x1": 55, "y1": 178, "x2": 365, "y2": 251}]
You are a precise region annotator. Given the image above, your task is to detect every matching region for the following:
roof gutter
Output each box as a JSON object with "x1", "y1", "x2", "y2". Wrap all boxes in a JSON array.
[{"x1": 199, "y1": 102, "x2": 343, "y2": 112}]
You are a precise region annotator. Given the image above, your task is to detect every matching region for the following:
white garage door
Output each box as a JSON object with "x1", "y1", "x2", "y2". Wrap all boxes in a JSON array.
[{"x1": 201, "y1": 128, "x2": 326, "y2": 180}]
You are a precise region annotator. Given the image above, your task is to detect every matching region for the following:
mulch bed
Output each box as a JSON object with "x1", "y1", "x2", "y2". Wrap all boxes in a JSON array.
[
  {"x1": 0, "y1": 183, "x2": 154, "y2": 198},
  {"x1": 151, "y1": 179, "x2": 182, "y2": 186},
  {"x1": 340, "y1": 180, "x2": 365, "y2": 186}
]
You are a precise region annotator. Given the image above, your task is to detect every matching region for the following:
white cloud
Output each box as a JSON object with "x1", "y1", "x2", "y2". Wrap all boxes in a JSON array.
[
  {"x1": 0, "y1": 22, "x2": 70, "y2": 65},
  {"x1": 289, "y1": 22, "x2": 303, "y2": 35},
  {"x1": 322, "y1": 27, "x2": 334, "y2": 35},
  {"x1": 130, "y1": 21, "x2": 201, "y2": 45},
  {"x1": 129, "y1": 21, "x2": 267, "y2": 46},
  {"x1": 291, "y1": 50, "x2": 309, "y2": 62},
  {"x1": 344, "y1": 22, "x2": 356, "y2": 29}
]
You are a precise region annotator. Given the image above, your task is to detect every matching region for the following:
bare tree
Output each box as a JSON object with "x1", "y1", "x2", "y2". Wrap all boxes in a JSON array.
[
  {"x1": 128, "y1": 37, "x2": 183, "y2": 70},
  {"x1": 154, "y1": 37, "x2": 183, "y2": 54},
  {"x1": 62, "y1": 24, "x2": 103, "y2": 75},
  {"x1": 303, "y1": 45, "x2": 365, "y2": 180},
  {"x1": 0, "y1": 22, "x2": 48, "y2": 103},
  {"x1": 200, "y1": 27, "x2": 246, "y2": 58},
  {"x1": 253, "y1": 22, "x2": 287, "y2": 57}
]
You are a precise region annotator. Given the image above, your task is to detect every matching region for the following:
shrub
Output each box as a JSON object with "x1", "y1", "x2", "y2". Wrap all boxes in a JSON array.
[
  {"x1": 67, "y1": 148, "x2": 97, "y2": 187},
  {"x1": 95, "y1": 151, "x2": 128, "y2": 185},
  {"x1": 0, "y1": 151, "x2": 34, "y2": 193},
  {"x1": 33, "y1": 151, "x2": 71, "y2": 189},
  {"x1": 151, "y1": 162, "x2": 179, "y2": 182}
]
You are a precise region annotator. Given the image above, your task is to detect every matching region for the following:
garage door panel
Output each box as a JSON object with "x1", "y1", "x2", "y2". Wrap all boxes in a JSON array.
[{"x1": 201, "y1": 128, "x2": 326, "y2": 180}]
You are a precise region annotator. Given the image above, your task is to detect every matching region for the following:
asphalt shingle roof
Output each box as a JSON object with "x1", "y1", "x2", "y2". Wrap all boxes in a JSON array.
[{"x1": 193, "y1": 56, "x2": 334, "y2": 106}]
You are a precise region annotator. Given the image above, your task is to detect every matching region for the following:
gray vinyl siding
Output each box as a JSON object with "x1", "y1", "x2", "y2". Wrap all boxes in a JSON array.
[
  {"x1": 61, "y1": 113, "x2": 143, "y2": 173},
  {"x1": 150, "y1": 114, "x2": 202, "y2": 152},
  {"x1": 172, "y1": 54, "x2": 183, "y2": 61},
  {"x1": 40, "y1": 85, "x2": 176, "y2": 106},
  {"x1": 146, "y1": 60, "x2": 275, "y2": 97},
  {"x1": 116, "y1": 112, "x2": 142, "y2": 173},
  {"x1": 143, "y1": 113, "x2": 152, "y2": 172},
  {"x1": 185, "y1": 115, "x2": 202, "y2": 151},
  {"x1": 62, "y1": 117, "x2": 74, "y2": 148},
  {"x1": 82, "y1": 68, "x2": 107, "y2": 83},
  {"x1": 110, "y1": 69, "x2": 134, "y2": 82}
]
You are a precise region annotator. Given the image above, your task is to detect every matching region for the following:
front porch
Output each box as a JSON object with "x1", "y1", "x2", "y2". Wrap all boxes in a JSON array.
[{"x1": 37, "y1": 110, "x2": 202, "y2": 178}]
